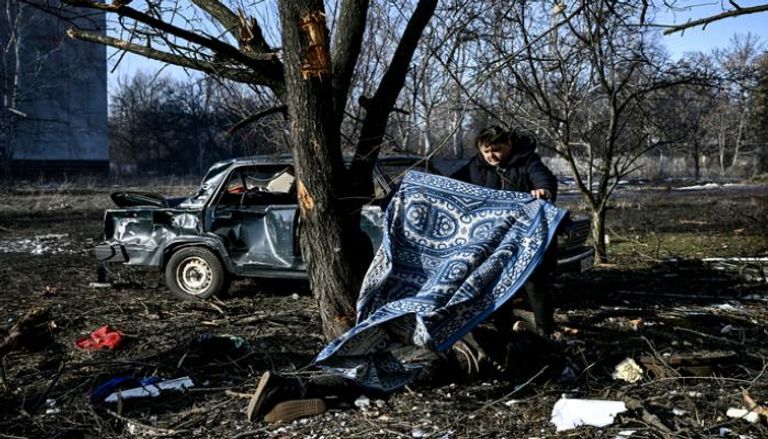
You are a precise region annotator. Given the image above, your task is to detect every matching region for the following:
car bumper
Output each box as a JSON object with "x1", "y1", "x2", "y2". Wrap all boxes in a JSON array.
[
  {"x1": 557, "y1": 247, "x2": 595, "y2": 273},
  {"x1": 94, "y1": 242, "x2": 128, "y2": 263}
]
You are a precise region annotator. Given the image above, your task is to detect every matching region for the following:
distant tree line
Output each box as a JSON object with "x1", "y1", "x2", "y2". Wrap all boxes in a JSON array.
[
  {"x1": 109, "y1": 23, "x2": 768, "y2": 185},
  {"x1": 109, "y1": 73, "x2": 286, "y2": 177}
]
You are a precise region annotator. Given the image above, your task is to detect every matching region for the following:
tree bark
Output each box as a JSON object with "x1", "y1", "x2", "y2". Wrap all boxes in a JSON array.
[
  {"x1": 591, "y1": 207, "x2": 608, "y2": 263},
  {"x1": 278, "y1": 0, "x2": 360, "y2": 340}
]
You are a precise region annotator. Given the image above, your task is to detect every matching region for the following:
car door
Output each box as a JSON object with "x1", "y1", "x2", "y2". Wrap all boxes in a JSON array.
[{"x1": 209, "y1": 164, "x2": 303, "y2": 272}]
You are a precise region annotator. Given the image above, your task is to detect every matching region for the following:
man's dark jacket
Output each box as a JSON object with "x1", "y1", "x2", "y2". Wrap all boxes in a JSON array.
[{"x1": 451, "y1": 132, "x2": 558, "y2": 201}]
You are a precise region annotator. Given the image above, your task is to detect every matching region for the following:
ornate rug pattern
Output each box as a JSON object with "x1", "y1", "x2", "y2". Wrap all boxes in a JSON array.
[{"x1": 315, "y1": 171, "x2": 567, "y2": 391}]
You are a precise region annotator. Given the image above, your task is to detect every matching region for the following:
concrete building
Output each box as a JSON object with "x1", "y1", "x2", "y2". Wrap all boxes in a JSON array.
[{"x1": 1, "y1": 1, "x2": 107, "y2": 178}]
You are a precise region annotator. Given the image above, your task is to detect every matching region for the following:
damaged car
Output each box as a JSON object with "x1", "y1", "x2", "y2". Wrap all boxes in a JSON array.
[{"x1": 95, "y1": 156, "x2": 594, "y2": 300}]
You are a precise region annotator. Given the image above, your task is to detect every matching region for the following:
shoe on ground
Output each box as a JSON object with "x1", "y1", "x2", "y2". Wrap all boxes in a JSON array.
[
  {"x1": 246, "y1": 371, "x2": 305, "y2": 422},
  {"x1": 264, "y1": 398, "x2": 327, "y2": 424}
]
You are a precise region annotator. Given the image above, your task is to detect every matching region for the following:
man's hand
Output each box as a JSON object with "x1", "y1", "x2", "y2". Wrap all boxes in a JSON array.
[{"x1": 530, "y1": 188, "x2": 552, "y2": 200}]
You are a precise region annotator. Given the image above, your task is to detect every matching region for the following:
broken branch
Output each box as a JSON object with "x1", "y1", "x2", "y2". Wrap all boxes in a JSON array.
[{"x1": 67, "y1": 29, "x2": 259, "y2": 85}]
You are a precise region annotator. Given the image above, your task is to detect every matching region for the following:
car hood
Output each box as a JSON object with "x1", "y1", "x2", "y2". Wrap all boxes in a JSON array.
[{"x1": 110, "y1": 192, "x2": 186, "y2": 208}]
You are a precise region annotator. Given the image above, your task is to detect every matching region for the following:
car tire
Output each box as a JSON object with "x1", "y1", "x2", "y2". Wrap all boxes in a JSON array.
[{"x1": 165, "y1": 247, "x2": 230, "y2": 300}]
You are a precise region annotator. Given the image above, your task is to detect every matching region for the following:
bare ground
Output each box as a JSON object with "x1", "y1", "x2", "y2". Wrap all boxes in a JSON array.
[{"x1": 0, "y1": 184, "x2": 767, "y2": 438}]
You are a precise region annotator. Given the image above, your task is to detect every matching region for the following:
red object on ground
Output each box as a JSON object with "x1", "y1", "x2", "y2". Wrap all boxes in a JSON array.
[{"x1": 75, "y1": 325, "x2": 124, "y2": 350}]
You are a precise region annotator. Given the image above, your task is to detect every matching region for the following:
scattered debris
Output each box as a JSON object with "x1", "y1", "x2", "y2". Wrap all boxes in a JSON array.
[
  {"x1": 354, "y1": 395, "x2": 372, "y2": 410},
  {"x1": 550, "y1": 397, "x2": 627, "y2": 431},
  {"x1": 104, "y1": 376, "x2": 194, "y2": 403},
  {"x1": 639, "y1": 351, "x2": 738, "y2": 378},
  {"x1": 75, "y1": 325, "x2": 124, "y2": 350},
  {"x1": 726, "y1": 407, "x2": 760, "y2": 424},
  {"x1": 87, "y1": 282, "x2": 111, "y2": 288},
  {"x1": 0, "y1": 233, "x2": 80, "y2": 255},
  {"x1": 0, "y1": 306, "x2": 51, "y2": 358},
  {"x1": 612, "y1": 358, "x2": 644, "y2": 383},
  {"x1": 180, "y1": 333, "x2": 252, "y2": 367},
  {"x1": 741, "y1": 389, "x2": 768, "y2": 422},
  {"x1": 702, "y1": 257, "x2": 768, "y2": 283},
  {"x1": 91, "y1": 376, "x2": 161, "y2": 402}
]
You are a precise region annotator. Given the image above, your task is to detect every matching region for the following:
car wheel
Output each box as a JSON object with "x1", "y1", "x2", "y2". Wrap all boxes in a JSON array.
[{"x1": 165, "y1": 247, "x2": 230, "y2": 300}]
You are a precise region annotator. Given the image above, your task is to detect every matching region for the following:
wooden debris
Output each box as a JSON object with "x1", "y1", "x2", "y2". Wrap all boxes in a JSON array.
[
  {"x1": 639, "y1": 351, "x2": 738, "y2": 378},
  {"x1": 742, "y1": 389, "x2": 768, "y2": 422}
]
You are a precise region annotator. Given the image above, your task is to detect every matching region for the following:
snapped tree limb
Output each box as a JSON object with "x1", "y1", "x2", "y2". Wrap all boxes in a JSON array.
[
  {"x1": 62, "y1": 0, "x2": 285, "y2": 93},
  {"x1": 67, "y1": 29, "x2": 262, "y2": 85}
]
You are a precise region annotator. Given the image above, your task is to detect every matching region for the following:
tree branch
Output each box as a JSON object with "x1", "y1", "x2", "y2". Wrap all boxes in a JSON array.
[
  {"x1": 331, "y1": 0, "x2": 370, "y2": 128},
  {"x1": 349, "y1": 0, "x2": 437, "y2": 196},
  {"x1": 62, "y1": 0, "x2": 284, "y2": 91},
  {"x1": 67, "y1": 29, "x2": 258, "y2": 85},
  {"x1": 227, "y1": 105, "x2": 287, "y2": 134},
  {"x1": 189, "y1": 0, "x2": 241, "y2": 37},
  {"x1": 662, "y1": 3, "x2": 768, "y2": 35}
]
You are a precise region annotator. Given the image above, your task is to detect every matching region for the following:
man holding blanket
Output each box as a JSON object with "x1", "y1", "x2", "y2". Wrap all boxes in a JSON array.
[
  {"x1": 247, "y1": 126, "x2": 566, "y2": 424},
  {"x1": 450, "y1": 125, "x2": 559, "y2": 338}
]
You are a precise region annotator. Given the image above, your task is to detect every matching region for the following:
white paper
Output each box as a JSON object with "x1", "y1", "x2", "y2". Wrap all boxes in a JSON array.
[{"x1": 550, "y1": 397, "x2": 627, "y2": 431}]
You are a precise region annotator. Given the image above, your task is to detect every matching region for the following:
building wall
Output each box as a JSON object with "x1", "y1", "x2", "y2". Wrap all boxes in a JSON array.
[{"x1": 5, "y1": 1, "x2": 107, "y2": 178}]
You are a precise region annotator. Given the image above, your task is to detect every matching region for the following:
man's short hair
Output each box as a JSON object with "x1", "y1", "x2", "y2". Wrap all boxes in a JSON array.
[{"x1": 476, "y1": 126, "x2": 510, "y2": 149}]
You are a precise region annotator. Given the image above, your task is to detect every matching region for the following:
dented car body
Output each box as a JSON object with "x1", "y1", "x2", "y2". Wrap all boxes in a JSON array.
[{"x1": 95, "y1": 156, "x2": 594, "y2": 300}]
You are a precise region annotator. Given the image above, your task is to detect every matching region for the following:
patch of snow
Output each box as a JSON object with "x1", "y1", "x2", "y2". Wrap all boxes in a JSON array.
[{"x1": 675, "y1": 183, "x2": 721, "y2": 191}]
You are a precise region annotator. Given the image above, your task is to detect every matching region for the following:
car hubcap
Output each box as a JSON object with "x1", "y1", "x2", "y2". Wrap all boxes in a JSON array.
[{"x1": 177, "y1": 256, "x2": 212, "y2": 295}]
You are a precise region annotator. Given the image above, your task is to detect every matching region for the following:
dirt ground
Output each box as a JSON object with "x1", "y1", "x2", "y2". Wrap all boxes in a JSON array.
[{"x1": 0, "y1": 182, "x2": 767, "y2": 438}]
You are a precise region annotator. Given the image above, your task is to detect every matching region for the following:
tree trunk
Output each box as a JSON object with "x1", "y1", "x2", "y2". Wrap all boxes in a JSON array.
[
  {"x1": 591, "y1": 207, "x2": 608, "y2": 263},
  {"x1": 730, "y1": 115, "x2": 745, "y2": 173},
  {"x1": 692, "y1": 141, "x2": 700, "y2": 181},
  {"x1": 718, "y1": 130, "x2": 726, "y2": 176},
  {"x1": 278, "y1": 0, "x2": 361, "y2": 340}
]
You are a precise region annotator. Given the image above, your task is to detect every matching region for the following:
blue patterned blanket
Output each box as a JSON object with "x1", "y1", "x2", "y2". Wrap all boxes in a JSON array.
[{"x1": 314, "y1": 171, "x2": 567, "y2": 391}]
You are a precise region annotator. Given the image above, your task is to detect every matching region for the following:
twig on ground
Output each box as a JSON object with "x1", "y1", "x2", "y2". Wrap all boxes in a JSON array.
[
  {"x1": 105, "y1": 409, "x2": 186, "y2": 436},
  {"x1": 641, "y1": 335, "x2": 681, "y2": 378},
  {"x1": 672, "y1": 326, "x2": 742, "y2": 346},
  {"x1": 231, "y1": 427, "x2": 270, "y2": 439},
  {"x1": 31, "y1": 359, "x2": 66, "y2": 414},
  {"x1": 463, "y1": 365, "x2": 550, "y2": 419}
]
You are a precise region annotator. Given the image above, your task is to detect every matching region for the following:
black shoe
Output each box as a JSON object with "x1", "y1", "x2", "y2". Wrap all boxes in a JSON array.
[{"x1": 246, "y1": 372, "x2": 305, "y2": 422}]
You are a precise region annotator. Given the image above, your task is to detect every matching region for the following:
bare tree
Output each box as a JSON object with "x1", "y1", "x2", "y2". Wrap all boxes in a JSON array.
[
  {"x1": 750, "y1": 52, "x2": 768, "y2": 172},
  {"x1": 33, "y1": 0, "x2": 438, "y2": 339},
  {"x1": 472, "y1": 1, "x2": 697, "y2": 262},
  {"x1": 712, "y1": 34, "x2": 762, "y2": 174},
  {"x1": 110, "y1": 73, "x2": 257, "y2": 176},
  {"x1": 653, "y1": 52, "x2": 719, "y2": 180}
]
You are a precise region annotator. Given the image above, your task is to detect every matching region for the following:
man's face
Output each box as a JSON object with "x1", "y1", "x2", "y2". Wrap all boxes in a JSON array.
[{"x1": 479, "y1": 142, "x2": 512, "y2": 166}]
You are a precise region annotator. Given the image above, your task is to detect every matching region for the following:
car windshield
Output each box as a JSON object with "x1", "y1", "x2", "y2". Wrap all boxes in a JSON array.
[{"x1": 179, "y1": 160, "x2": 233, "y2": 208}]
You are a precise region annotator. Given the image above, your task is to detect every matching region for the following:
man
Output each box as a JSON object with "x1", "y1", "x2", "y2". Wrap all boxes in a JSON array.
[
  {"x1": 451, "y1": 125, "x2": 559, "y2": 337},
  {"x1": 246, "y1": 128, "x2": 564, "y2": 423}
]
